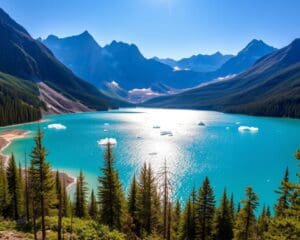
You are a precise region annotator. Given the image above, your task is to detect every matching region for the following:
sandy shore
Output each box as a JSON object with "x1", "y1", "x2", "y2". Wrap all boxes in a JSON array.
[
  {"x1": 0, "y1": 129, "x2": 76, "y2": 189},
  {"x1": 0, "y1": 129, "x2": 29, "y2": 166}
]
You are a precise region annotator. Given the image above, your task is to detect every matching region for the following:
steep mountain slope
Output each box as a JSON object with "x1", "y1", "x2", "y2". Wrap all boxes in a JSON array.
[
  {"x1": 0, "y1": 72, "x2": 42, "y2": 126},
  {"x1": 43, "y1": 33, "x2": 208, "y2": 92},
  {"x1": 0, "y1": 8, "x2": 126, "y2": 114},
  {"x1": 155, "y1": 52, "x2": 233, "y2": 72},
  {"x1": 215, "y1": 39, "x2": 276, "y2": 76},
  {"x1": 145, "y1": 39, "x2": 300, "y2": 118}
]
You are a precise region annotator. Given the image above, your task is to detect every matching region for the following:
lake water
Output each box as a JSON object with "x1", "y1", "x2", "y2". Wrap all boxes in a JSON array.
[{"x1": 1, "y1": 108, "x2": 299, "y2": 210}]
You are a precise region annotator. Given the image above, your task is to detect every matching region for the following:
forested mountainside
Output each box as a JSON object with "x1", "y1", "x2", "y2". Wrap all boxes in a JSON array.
[
  {"x1": 145, "y1": 39, "x2": 300, "y2": 118},
  {"x1": 0, "y1": 129, "x2": 299, "y2": 239},
  {"x1": 0, "y1": 8, "x2": 128, "y2": 126},
  {"x1": 0, "y1": 72, "x2": 42, "y2": 126}
]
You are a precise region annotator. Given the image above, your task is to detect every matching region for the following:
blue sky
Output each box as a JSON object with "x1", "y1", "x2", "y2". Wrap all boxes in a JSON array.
[{"x1": 1, "y1": 0, "x2": 300, "y2": 59}]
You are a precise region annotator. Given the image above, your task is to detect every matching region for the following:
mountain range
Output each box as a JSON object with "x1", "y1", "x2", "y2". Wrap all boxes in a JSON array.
[
  {"x1": 144, "y1": 39, "x2": 300, "y2": 118},
  {"x1": 43, "y1": 32, "x2": 276, "y2": 102},
  {"x1": 0, "y1": 8, "x2": 130, "y2": 125},
  {"x1": 154, "y1": 52, "x2": 233, "y2": 72}
]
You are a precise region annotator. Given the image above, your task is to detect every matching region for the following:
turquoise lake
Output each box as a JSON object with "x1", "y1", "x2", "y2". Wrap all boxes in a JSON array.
[{"x1": 1, "y1": 108, "x2": 299, "y2": 210}]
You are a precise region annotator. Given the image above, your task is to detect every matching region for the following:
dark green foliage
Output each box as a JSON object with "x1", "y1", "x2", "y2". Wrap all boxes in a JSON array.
[
  {"x1": 233, "y1": 187, "x2": 259, "y2": 240},
  {"x1": 212, "y1": 189, "x2": 233, "y2": 240},
  {"x1": 195, "y1": 177, "x2": 215, "y2": 240},
  {"x1": 136, "y1": 163, "x2": 161, "y2": 237},
  {"x1": 274, "y1": 168, "x2": 290, "y2": 217},
  {"x1": 0, "y1": 160, "x2": 9, "y2": 217},
  {"x1": 29, "y1": 127, "x2": 55, "y2": 240},
  {"x1": 128, "y1": 174, "x2": 139, "y2": 235},
  {"x1": 88, "y1": 189, "x2": 98, "y2": 220},
  {"x1": 98, "y1": 143, "x2": 125, "y2": 230},
  {"x1": 74, "y1": 170, "x2": 88, "y2": 218},
  {"x1": 0, "y1": 72, "x2": 42, "y2": 126},
  {"x1": 6, "y1": 154, "x2": 22, "y2": 220}
]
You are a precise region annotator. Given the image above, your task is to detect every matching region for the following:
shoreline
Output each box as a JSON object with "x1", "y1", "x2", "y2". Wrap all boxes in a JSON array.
[{"x1": 0, "y1": 129, "x2": 76, "y2": 189}]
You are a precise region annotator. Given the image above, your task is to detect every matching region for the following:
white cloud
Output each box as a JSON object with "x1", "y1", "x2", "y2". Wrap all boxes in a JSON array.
[
  {"x1": 238, "y1": 126, "x2": 259, "y2": 133},
  {"x1": 47, "y1": 123, "x2": 67, "y2": 130}
]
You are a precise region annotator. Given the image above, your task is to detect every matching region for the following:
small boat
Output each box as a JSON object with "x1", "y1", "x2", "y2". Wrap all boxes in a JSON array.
[
  {"x1": 198, "y1": 122, "x2": 205, "y2": 126},
  {"x1": 153, "y1": 125, "x2": 160, "y2": 129}
]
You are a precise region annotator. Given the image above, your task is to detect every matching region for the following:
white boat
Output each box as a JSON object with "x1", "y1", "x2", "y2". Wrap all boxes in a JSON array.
[{"x1": 97, "y1": 138, "x2": 117, "y2": 146}]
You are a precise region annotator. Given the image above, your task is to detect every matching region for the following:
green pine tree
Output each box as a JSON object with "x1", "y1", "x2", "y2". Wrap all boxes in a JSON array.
[
  {"x1": 98, "y1": 143, "x2": 125, "y2": 230},
  {"x1": 128, "y1": 174, "x2": 139, "y2": 235},
  {"x1": 233, "y1": 187, "x2": 258, "y2": 240},
  {"x1": 88, "y1": 189, "x2": 98, "y2": 220},
  {"x1": 212, "y1": 189, "x2": 233, "y2": 240},
  {"x1": 0, "y1": 160, "x2": 9, "y2": 217},
  {"x1": 6, "y1": 154, "x2": 22, "y2": 220},
  {"x1": 74, "y1": 170, "x2": 88, "y2": 218},
  {"x1": 195, "y1": 177, "x2": 215, "y2": 240},
  {"x1": 274, "y1": 168, "x2": 290, "y2": 217},
  {"x1": 29, "y1": 127, "x2": 55, "y2": 240}
]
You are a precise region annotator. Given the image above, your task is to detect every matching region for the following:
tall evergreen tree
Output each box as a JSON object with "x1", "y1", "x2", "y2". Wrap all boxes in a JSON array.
[
  {"x1": 98, "y1": 143, "x2": 125, "y2": 230},
  {"x1": 128, "y1": 174, "x2": 139, "y2": 235},
  {"x1": 256, "y1": 205, "x2": 270, "y2": 240},
  {"x1": 88, "y1": 189, "x2": 98, "y2": 220},
  {"x1": 29, "y1": 127, "x2": 55, "y2": 240},
  {"x1": 180, "y1": 197, "x2": 195, "y2": 240},
  {"x1": 233, "y1": 187, "x2": 258, "y2": 240},
  {"x1": 195, "y1": 177, "x2": 215, "y2": 240},
  {"x1": 274, "y1": 168, "x2": 290, "y2": 217},
  {"x1": 136, "y1": 163, "x2": 160, "y2": 236},
  {"x1": 74, "y1": 170, "x2": 88, "y2": 218},
  {"x1": 6, "y1": 154, "x2": 22, "y2": 219},
  {"x1": 172, "y1": 199, "x2": 181, "y2": 240},
  {"x1": 0, "y1": 160, "x2": 9, "y2": 217},
  {"x1": 212, "y1": 189, "x2": 233, "y2": 240},
  {"x1": 56, "y1": 171, "x2": 63, "y2": 240}
]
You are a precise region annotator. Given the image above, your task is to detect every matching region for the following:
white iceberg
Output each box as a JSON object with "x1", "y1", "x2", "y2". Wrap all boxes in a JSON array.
[
  {"x1": 47, "y1": 123, "x2": 67, "y2": 130},
  {"x1": 97, "y1": 138, "x2": 117, "y2": 146},
  {"x1": 238, "y1": 126, "x2": 259, "y2": 133}
]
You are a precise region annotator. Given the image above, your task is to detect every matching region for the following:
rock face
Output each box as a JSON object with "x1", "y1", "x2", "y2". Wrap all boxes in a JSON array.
[{"x1": 38, "y1": 82, "x2": 91, "y2": 114}]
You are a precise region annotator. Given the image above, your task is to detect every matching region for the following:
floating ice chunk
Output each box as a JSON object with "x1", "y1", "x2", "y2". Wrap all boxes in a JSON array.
[
  {"x1": 103, "y1": 129, "x2": 108, "y2": 132},
  {"x1": 225, "y1": 127, "x2": 230, "y2": 130},
  {"x1": 47, "y1": 123, "x2": 67, "y2": 130},
  {"x1": 238, "y1": 126, "x2": 259, "y2": 133},
  {"x1": 104, "y1": 123, "x2": 110, "y2": 126},
  {"x1": 97, "y1": 138, "x2": 117, "y2": 146},
  {"x1": 149, "y1": 152, "x2": 158, "y2": 156},
  {"x1": 160, "y1": 131, "x2": 173, "y2": 136},
  {"x1": 235, "y1": 122, "x2": 241, "y2": 125}
]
